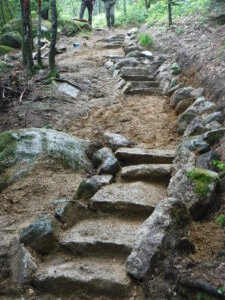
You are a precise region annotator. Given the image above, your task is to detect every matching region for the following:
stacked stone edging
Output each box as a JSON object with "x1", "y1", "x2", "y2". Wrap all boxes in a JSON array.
[{"x1": 118, "y1": 28, "x2": 224, "y2": 281}]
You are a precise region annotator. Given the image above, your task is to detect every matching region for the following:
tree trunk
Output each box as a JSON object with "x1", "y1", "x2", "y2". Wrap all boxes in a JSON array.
[
  {"x1": 20, "y1": 0, "x2": 34, "y2": 73},
  {"x1": 41, "y1": 0, "x2": 49, "y2": 20},
  {"x1": 0, "y1": 0, "x2": 6, "y2": 24},
  {"x1": 123, "y1": 0, "x2": 127, "y2": 16},
  {"x1": 49, "y1": 0, "x2": 57, "y2": 71},
  {"x1": 37, "y1": 0, "x2": 43, "y2": 67},
  {"x1": 168, "y1": 0, "x2": 172, "y2": 26}
]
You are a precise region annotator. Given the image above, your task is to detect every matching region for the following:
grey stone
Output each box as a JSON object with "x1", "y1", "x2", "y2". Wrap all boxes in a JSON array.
[
  {"x1": 121, "y1": 164, "x2": 171, "y2": 180},
  {"x1": 172, "y1": 144, "x2": 196, "y2": 175},
  {"x1": 170, "y1": 87, "x2": 195, "y2": 108},
  {"x1": 127, "y1": 198, "x2": 189, "y2": 280},
  {"x1": 123, "y1": 85, "x2": 162, "y2": 96},
  {"x1": 116, "y1": 79, "x2": 126, "y2": 89},
  {"x1": 175, "y1": 98, "x2": 195, "y2": 115},
  {"x1": 126, "y1": 50, "x2": 142, "y2": 58},
  {"x1": 157, "y1": 70, "x2": 172, "y2": 82},
  {"x1": 177, "y1": 111, "x2": 197, "y2": 135},
  {"x1": 104, "y1": 60, "x2": 114, "y2": 69},
  {"x1": 127, "y1": 28, "x2": 138, "y2": 36},
  {"x1": 93, "y1": 147, "x2": 114, "y2": 167},
  {"x1": 10, "y1": 239, "x2": 37, "y2": 287},
  {"x1": 90, "y1": 181, "x2": 167, "y2": 216},
  {"x1": 103, "y1": 132, "x2": 131, "y2": 151},
  {"x1": 114, "y1": 58, "x2": 139, "y2": 69},
  {"x1": 205, "y1": 121, "x2": 221, "y2": 131},
  {"x1": 116, "y1": 147, "x2": 175, "y2": 165},
  {"x1": 190, "y1": 88, "x2": 204, "y2": 98},
  {"x1": 0, "y1": 128, "x2": 91, "y2": 191},
  {"x1": 141, "y1": 51, "x2": 153, "y2": 59},
  {"x1": 19, "y1": 217, "x2": 59, "y2": 254},
  {"x1": 76, "y1": 175, "x2": 113, "y2": 199},
  {"x1": 179, "y1": 136, "x2": 210, "y2": 153},
  {"x1": 187, "y1": 97, "x2": 216, "y2": 115},
  {"x1": 204, "y1": 112, "x2": 223, "y2": 124},
  {"x1": 184, "y1": 117, "x2": 205, "y2": 137},
  {"x1": 98, "y1": 155, "x2": 120, "y2": 176},
  {"x1": 55, "y1": 200, "x2": 88, "y2": 226},
  {"x1": 113, "y1": 69, "x2": 120, "y2": 78},
  {"x1": 196, "y1": 150, "x2": 220, "y2": 171},
  {"x1": 168, "y1": 84, "x2": 183, "y2": 97},
  {"x1": 85, "y1": 140, "x2": 103, "y2": 161},
  {"x1": 55, "y1": 81, "x2": 80, "y2": 98},
  {"x1": 120, "y1": 66, "x2": 150, "y2": 78},
  {"x1": 203, "y1": 128, "x2": 225, "y2": 145},
  {"x1": 168, "y1": 167, "x2": 218, "y2": 219},
  {"x1": 124, "y1": 46, "x2": 142, "y2": 55}
]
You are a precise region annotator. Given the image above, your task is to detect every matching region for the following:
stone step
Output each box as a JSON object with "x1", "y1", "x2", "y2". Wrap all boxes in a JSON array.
[
  {"x1": 60, "y1": 217, "x2": 141, "y2": 256},
  {"x1": 90, "y1": 181, "x2": 167, "y2": 216},
  {"x1": 120, "y1": 66, "x2": 150, "y2": 77},
  {"x1": 123, "y1": 86, "x2": 163, "y2": 95},
  {"x1": 120, "y1": 74, "x2": 156, "y2": 81},
  {"x1": 115, "y1": 147, "x2": 176, "y2": 165},
  {"x1": 104, "y1": 44, "x2": 124, "y2": 49},
  {"x1": 127, "y1": 81, "x2": 159, "y2": 88},
  {"x1": 34, "y1": 255, "x2": 132, "y2": 299},
  {"x1": 121, "y1": 164, "x2": 171, "y2": 180}
]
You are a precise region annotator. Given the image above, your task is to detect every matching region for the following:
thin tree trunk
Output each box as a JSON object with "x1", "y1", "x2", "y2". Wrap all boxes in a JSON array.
[
  {"x1": 37, "y1": 0, "x2": 43, "y2": 67},
  {"x1": 20, "y1": 0, "x2": 33, "y2": 73},
  {"x1": 49, "y1": 0, "x2": 57, "y2": 71},
  {"x1": 123, "y1": 0, "x2": 126, "y2": 16},
  {"x1": 168, "y1": 0, "x2": 172, "y2": 26},
  {"x1": 4, "y1": 0, "x2": 12, "y2": 19},
  {"x1": 20, "y1": 0, "x2": 27, "y2": 65},
  {"x1": 0, "y1": 0, "x2": 6, "y2": 24}
]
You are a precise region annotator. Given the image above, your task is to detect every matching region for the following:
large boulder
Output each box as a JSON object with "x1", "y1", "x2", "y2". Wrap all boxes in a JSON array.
[
  {"x1": 0, "y1": 128, "x2": 91, "y2": 191},
  {"x1": 0, "y1": 32, "x2": 22, "y2": 48},
  {"x1": 168, "y1": 167, "x2": 218, "y2": 220},
  {"x1": 127, "y1": 198, "x2": 189, "y2": 280},
  {"x1": 19, "y1": 217, "x2": 59, "y2": 254}
]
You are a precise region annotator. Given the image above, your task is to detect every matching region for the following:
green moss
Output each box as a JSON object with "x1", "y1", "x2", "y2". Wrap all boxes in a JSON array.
[
  {"x1": 187, "y1": 168, "x2": 216, "y2": 197},
  {"x1": 207, "y1": 133, "x2": 223, "y2": 145},
  {"x1": 58, "y1": 19, "x2": 91, "y2": 36},
  {"x1": 0, "y1": 132, "x2": 17, "y2": 175},
  {"x1": 0, "y1": 61, "x2": 10, "y2": 72},
  {"x1": 215, "y1": 214, "x2": 225, "y2": 228},
  {"x1": 0, "y1": 45, "x2": 14, "y2": 55},
  {"x1": 138, "y1": 33, "x2": 152, "y2": 47},
  {"x1": 0, "y1": 32, "x2": 22, "y2": 48}
]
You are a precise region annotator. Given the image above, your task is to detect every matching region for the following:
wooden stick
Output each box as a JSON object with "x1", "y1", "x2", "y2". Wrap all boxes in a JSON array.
[{"x1": 19, "y1": 88, "x2": 26, "y2": 103}]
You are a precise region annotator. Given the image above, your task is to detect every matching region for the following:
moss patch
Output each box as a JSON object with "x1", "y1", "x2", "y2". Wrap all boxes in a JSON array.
[
  {"x1": 187, "y1": 168, "x2": 216, "y2": 197},
  {"x1": 0, "y1": 61, "x2": 10, "y2": 72},
  {"x1": 0, "y1": 45, "x2": 14, "y2": 55},
  {"x1": 0, "y1": 132, "x2": 17, "y2": 175},
  {"x1": 0, "y1": 32, "x2": 22, "y2": 48}
]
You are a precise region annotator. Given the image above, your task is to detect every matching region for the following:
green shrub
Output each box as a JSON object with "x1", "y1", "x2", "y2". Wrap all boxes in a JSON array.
[
  {"x1": 215, "y1": 214, "x2": 225, "y2": 228},
  {"x1": 213, "y1": 160, "x2": 225, "y2": 171},
  {"x1": 138, "y1": 33, "x2": 152, "y2": 47}
]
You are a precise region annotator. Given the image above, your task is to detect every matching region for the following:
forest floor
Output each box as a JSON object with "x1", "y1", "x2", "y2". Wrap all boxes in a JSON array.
[{"x1": 1, "y1": 14, "x2": 225, "y2": 299}]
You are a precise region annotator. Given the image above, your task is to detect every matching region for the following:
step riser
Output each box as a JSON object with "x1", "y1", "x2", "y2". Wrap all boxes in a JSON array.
[
  {"x1": 61, "y1": 241, "x2": 132, "y2": 256},
  {"x1": 120, "y1": 75, "x2": 156, "y2": 81},
  {"x1": 91, "y1": 201, "x2": 154, "y2": 218},
  {"x1": 125, "y1": 88, "x2": 163, "y2": 95},
  {"x1": 34, "y1": 277, "x2": 131, "y2": 298}
]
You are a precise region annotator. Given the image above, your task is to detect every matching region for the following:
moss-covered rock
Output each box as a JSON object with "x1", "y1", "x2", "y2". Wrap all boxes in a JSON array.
[
  {"x1": 187, "y1": 168, "x2": 217, "y2": 197},
  {"x1": 0, "y1": 60, "x2": 12, "y2": 72},
  {"x1": 0, "y1": 128, "x2": 92, "y2": 191},
  {"x1": 0, "y1": 45, "x2": 14, "y2": 55},
  {"x1": 58, "y1": 19, "x2": 91, "y2": 37},
  {"x1": 2, "y1": 18, "x2": 52, "y2": 40},
  {"x1": 0, "y1": 31, "x2": 22, "y2": 48}
]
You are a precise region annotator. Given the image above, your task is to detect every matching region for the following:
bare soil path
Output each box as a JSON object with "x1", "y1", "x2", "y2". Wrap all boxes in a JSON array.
[{"x1": 0, "y1": 28, "x2": 181, "y2": 299}]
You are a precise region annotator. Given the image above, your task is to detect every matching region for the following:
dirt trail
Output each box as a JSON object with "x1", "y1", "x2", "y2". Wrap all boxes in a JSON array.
[{"x1": 0, "y1": 28, "x2": 181, "y2": 299}]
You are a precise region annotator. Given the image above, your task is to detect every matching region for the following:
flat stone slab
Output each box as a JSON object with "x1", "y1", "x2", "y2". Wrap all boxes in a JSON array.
[
  {"x1": 60, "y1": 217, "x2": 141, "y2": 255},
  {"x1": 123, "y1": 86, "x2": 163, "y2": 95},
  {"x1": 120, "y1": 74, "x2": 156, "y2": 81},
  {"x1": 116, "y1": 147, "x2": 175, "y2": 165},
  {"x1": 121, "y1": 164, "x2": 171, "y2": 180},
  {"x1": 90, "y1": 181, "x2": 167, "y2": 215},
  {"x1": 34, "y1": 256, "x2": 131, "y2": 298},
  {"x1": 55, "y1": 81, "x2": 80, "y2": 98},
  {"x1": 104, "y1": 44, "x2": 123, "y2": 49}
]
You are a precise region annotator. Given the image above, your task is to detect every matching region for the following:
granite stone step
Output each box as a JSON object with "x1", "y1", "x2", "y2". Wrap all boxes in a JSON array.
[
  {"x1": 34, "y1": 255, "x2": 132, "y2": 299},
  {"x1": 60, "y1": 217, "x2": 141, "y2": 256},
  {"x1": 90, "y1": 181, "x2": 167, "y2": 216},
  {"x1": 121, "y1": 164, "x2": 171, "y2": 180},
  {"x1": 115, "y1": 147, "x2": 176, "y2": 165}
]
